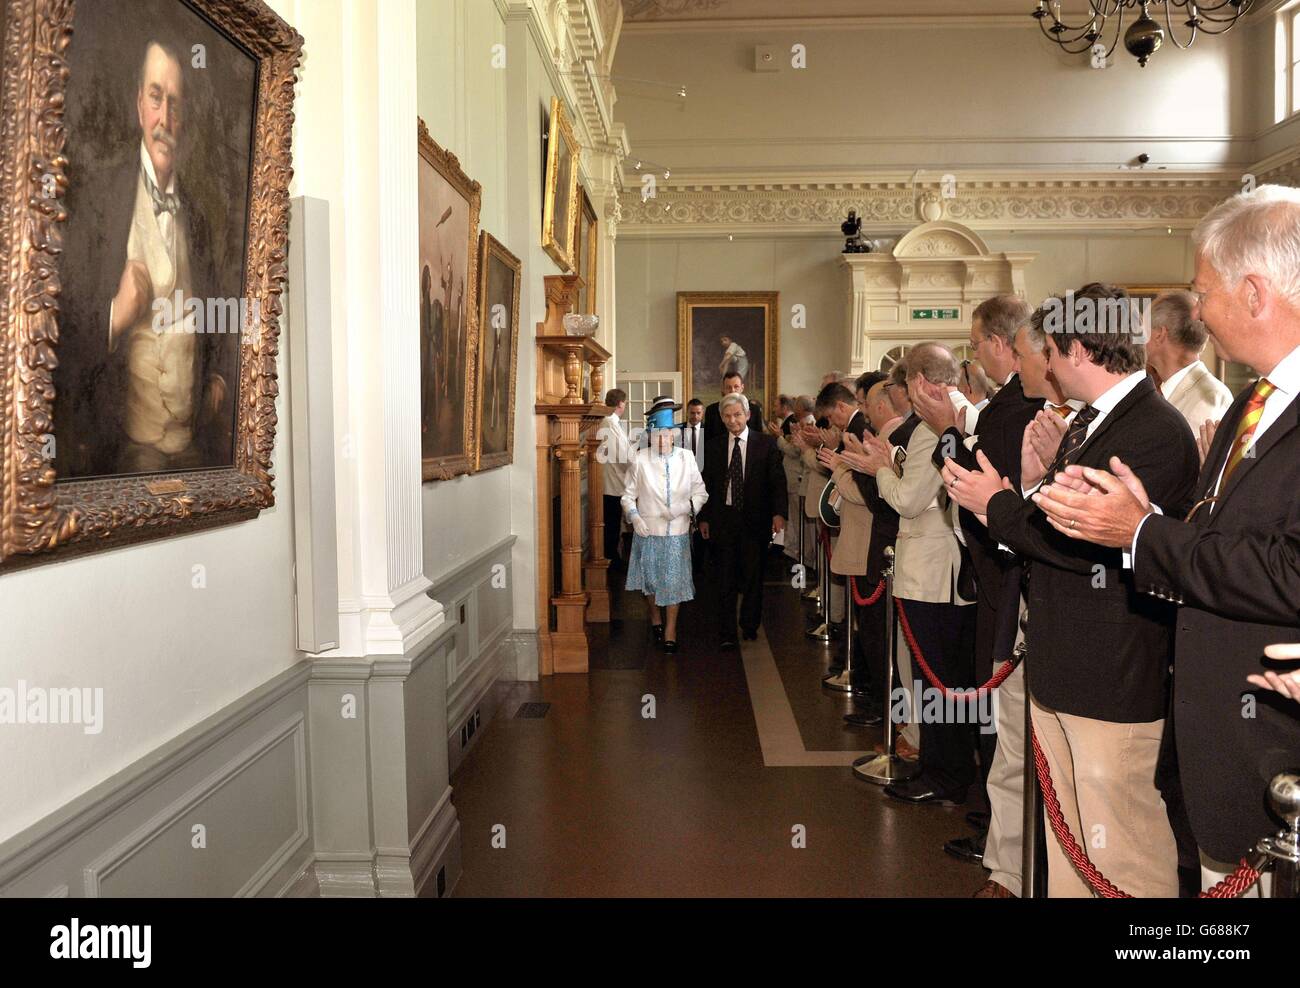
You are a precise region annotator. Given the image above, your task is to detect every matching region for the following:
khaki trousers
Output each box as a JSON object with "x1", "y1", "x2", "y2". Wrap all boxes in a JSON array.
[
  {"x1": 1029, "y1": 695, "x2": 1178, "y2": 898},
  {"x1": 982, "y1": 659, "x2": 1026, "y2": 895}
]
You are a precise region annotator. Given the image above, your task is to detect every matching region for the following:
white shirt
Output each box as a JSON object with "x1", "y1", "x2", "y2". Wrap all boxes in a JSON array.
[
  {"x1": 725, "y1": 427, "x2": 749, "y2": 505},
  {"x1": 600, "y1": 412, "x2": 633, "y2": 496},
  {"x1": 1159, "y1": 360, "x2": 1198, "y2": 400},
  {"x1": 681, "y1": 421, "x2": 705, "y2": 470},
  {"x1": 1206, "y1": 344, "x2": 1300, "y2": 497},
  {"x1": 1132, "y1": 346, "x2": 1300, "y2": 562}
]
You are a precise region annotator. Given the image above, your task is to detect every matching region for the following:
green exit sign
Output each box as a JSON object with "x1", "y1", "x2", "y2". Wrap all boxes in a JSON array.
[{"x1": 912, "y1": 307, "x2": 961, "y2": 320}]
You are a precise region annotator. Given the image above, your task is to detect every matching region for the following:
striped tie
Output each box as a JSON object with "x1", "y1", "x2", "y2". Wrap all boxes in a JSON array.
[
  {"x1": 1046, "y1": 404, "x2": 1099, "y2": 476},
  {"x1": 1220, "y1": 378, "x2": 1276, "y2": 487}
]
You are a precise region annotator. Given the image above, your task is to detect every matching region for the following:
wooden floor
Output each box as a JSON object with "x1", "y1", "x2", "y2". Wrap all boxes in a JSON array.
[{"x1": 449, "y1": 550, "x2": 988, "y2": 897}]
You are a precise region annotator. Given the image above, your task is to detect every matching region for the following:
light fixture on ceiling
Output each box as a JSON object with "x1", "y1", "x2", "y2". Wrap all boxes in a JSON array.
[{"x1": 1033, "y1": 0, "x2": 1253, "y2": 68}]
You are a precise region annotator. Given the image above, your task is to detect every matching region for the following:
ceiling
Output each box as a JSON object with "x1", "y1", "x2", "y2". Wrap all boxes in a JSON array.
[{"x1": 623, "y1": 0, "x2": 1042, "y2": 22}]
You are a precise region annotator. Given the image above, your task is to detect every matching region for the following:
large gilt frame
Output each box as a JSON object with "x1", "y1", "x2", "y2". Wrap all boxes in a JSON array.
[
  {"x1": 473, "y1": 231, "x2": 521, "y2": 473},
  {"x1": 676, "y1": 291, "x2": 780, "y2": 410},
  {"x1": 541, "y1": 95, "x2": 578, "y2": 271},
  {"x1": 0, "y1": 0, "x2": 302, "y2": 571},
  {"x1": 418, "y1": 118, "x2": 481, "y2": 482}
]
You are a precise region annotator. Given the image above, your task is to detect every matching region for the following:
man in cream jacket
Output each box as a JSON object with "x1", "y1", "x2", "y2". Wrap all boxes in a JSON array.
[{"x1": 855, "y1": 342, "x2": 977, "y2": 805}]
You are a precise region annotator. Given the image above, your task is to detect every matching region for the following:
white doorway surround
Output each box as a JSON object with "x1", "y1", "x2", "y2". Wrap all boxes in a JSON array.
[{"x1": 843, "y1": 220, "x2": 1035, "y2": 373}]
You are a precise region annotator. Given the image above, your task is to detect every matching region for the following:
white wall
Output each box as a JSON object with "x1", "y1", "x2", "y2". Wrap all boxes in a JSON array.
[
  {"x1": 616, "y1": 229, "x2": 1196, "y2": 398},
  {"x1": 0, "y1": 0, "x2": 328, "y2": 847},
  {"x1": 615, "y1": 21, "x2": 1255, "y2": 174},
  {"x1": 416, "y1": 0, "x2": 514, "y2": 584}
]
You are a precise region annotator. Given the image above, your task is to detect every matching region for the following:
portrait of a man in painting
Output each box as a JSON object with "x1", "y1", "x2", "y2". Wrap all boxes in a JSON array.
[{"x1": 54, "y1": 2, "x2": 257, "y2": 481}]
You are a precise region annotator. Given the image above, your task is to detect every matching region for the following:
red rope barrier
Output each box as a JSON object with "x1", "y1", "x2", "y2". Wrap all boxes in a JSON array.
[
  {"x1": 893, "y1": 596, "x2": 1017, "y2": 698},
  {"x1": 850, "y1": 576, "x2": 885, "y2": 606},
  {"x1": 1030, "y1": 728, "x2": 1263, "y2": 898},
  {"x1": 890, "y1": 595, "x2": 1264, "y2": 898}
]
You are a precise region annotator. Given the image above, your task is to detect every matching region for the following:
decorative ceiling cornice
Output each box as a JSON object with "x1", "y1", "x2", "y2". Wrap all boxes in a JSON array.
[{"x1": 619, "y1": 172, "x2": 1261, "y2": 236}]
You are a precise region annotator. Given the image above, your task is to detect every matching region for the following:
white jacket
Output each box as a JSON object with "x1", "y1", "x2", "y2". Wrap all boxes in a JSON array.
[
  {"x1": 599, "y1": 413, "x2": 634, "y2": 496},
  {"x1": 620, "y1": 445, "x2": 708, "y2": 536}
]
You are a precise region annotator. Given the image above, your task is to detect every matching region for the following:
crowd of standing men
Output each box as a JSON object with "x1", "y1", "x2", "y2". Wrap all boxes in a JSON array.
[{"x1": 601, "y1": 183, "x2": 1300, "y2": 898}]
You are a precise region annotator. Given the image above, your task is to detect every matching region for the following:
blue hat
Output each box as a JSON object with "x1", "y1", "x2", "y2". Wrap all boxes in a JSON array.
[{"x1": 645, "y1": 395, "x2": 681, "y2": 431}]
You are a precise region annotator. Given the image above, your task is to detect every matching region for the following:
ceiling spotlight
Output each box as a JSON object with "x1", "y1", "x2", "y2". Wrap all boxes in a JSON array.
[
  {"x1": 634, "y1": 160, "x2": 642, "y2": 169},
  {"x1": 663, "y1": 169, "x2": 670, "y2": 179},
  {"x1": 677, "y1": 86, "x2": 687, "y2": 98}
]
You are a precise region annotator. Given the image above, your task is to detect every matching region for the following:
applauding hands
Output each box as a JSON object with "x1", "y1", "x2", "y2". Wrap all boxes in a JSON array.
[{"x1": 1020, "y1": 410, "x2": 1069, "y2": 491}]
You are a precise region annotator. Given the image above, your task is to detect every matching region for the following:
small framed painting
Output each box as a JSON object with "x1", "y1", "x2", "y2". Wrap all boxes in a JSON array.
[
  {"x1": 541, "y1": 95, "x2": 579, "y2": 271},
  {"x1": 474, "y1": 232, "x2": 522, "y2": 472}
]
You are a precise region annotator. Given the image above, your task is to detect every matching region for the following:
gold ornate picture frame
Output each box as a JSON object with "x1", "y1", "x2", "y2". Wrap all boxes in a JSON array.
[
  {"x1": 418, "y1": 118, "x2": 481, "y2": 482},
  {"x1": 541, "y1": 95, "x2": 578, "y2": 271},
  {"x1": 0, "y1": 0, "x2": 302, "y2": 571},
  {"x1": 677, "y1": 292, "x2": 780, "y2": 413},
  {"x1": 473, "y1": 231, "x2": 521, "y2": 473},
  {"x1": 575, "y1": 185, "x2": 598, "y2": 315}
]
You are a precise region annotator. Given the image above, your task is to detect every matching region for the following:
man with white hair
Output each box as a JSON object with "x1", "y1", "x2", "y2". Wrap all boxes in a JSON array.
[
  {"x1": 1146, "y1": 289, "x2": 1233, "y2": 436},
  {"x1": 1034, "y1": 184, "x2": 1300, "y2": 893}
]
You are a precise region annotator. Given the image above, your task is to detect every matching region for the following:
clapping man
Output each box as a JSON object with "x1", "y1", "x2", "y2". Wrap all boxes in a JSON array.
[{"x1": 1029, "y1": 188, "x2": 1300, "y2": 893}]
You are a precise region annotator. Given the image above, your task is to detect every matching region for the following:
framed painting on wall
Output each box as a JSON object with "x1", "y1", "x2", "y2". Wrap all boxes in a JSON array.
[
  {"x1": 677, "y1": 292, "x2": 779, "y2": 413},
  {"x1": 474, "y1": 232, "x2": 521, "y2": 472},
  {"x1": 574, "y1": 186, "x2": 598, "y2": 315},
  {"x1": 0, "y1": 0, "x2": 302, "y2": 571},
  {"x1": 418, "y1": 118, "x2": 482, "y2": 481},
  {"x1": 541, "y1": 95, "x2": 578, "y2": 271}
]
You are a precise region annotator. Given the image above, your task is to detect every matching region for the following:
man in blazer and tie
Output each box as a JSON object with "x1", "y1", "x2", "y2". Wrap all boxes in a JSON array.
[
  {"x1": 679, "y1": 398, "x2": 706, "y2": 471},
  {"x1": 699, "y1": 393, "x2": 787, "y2": 648},
  {"x1": 943, "y1": 283, "x2": 1200, "y2": 897},
  {"x1": 1032, "y1": 187, "x2": 1300, "y2": 894},
  {"x1": 1146, "y1": 290, "x2": 1234, "y2": 436},
  {"x1": 703, "y1": 371, "x2": 764, "y2": 443}
]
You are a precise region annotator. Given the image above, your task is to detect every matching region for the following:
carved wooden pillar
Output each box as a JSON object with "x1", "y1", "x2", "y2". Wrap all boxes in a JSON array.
[{"x1": 535, "y1": 275, "x2": 612, "y2": 672}]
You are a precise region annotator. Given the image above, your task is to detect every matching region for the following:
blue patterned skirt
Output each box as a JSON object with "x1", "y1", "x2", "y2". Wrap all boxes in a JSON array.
[{"x1": 625, "y1": 533, "x2": 695, "y2": 606}]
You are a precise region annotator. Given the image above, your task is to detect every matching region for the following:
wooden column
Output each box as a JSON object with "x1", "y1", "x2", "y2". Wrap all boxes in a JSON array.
[{"x1": 534, "y1": 275, "x2": 612, "y2": 672}]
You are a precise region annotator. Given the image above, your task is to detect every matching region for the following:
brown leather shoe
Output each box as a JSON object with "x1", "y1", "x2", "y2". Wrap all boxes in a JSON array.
[{"x1": 972, "y1": 879, "x2": 1016, "y2": 898}]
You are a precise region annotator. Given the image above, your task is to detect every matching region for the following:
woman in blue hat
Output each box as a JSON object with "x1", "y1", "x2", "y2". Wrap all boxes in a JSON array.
[{"x1": 620, "y1": 396, "x2": 708, "y2": 652}]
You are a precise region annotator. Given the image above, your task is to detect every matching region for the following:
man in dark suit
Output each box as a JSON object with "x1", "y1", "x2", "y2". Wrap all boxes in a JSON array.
[
  {"x1": 703, "y1": 371, "x2": 764, "y2": 443},
  {"x1": 1032, "y1": 187, "x2": 1300, "y2": 893},
  {"x1": 915, "y1": 295, "x2": 1040, "y2": 864},
  {"x1": 699, "y1": 393, "x2": 787, "y2": 647},
  {"x1": 943, "y1": 283, "x2": 1200, "y2": 897},
  {"x1": 56, "y1": 37, "x2": 230, "y2": 480}
]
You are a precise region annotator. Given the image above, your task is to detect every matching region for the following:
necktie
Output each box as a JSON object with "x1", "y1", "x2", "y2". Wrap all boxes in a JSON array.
[
  {"x1": 1049, "y1": 403, "x2": 1072, "y2": 419},
  {"x1": 1046, "y1": 404, "x2": 1099, "y2": 476},
  {"x1": 1220, "y1": 378, "x2": 1276, "y2": 487},
  {"x1": 728, "y1": 437, "x2": 744, "y2": 509},
  {"x1": 143, "y1": 165, "x2": 179, "y2": 216}
]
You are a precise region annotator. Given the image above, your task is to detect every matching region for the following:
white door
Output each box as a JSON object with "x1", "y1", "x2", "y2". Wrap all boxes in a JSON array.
[{"x1": 617, "y1": 371, "x2": 683, "y2": 442}]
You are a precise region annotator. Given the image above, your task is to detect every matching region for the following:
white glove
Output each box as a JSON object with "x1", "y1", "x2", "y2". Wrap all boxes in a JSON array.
[{"x1": 630, "y1": 513, "x2": 650, "y2": 538}]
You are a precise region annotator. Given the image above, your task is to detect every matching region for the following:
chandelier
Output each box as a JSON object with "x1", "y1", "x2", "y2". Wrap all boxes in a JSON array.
[{"x1": 1033, "y1": 1, "x2": 1253, "y2": 67}]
